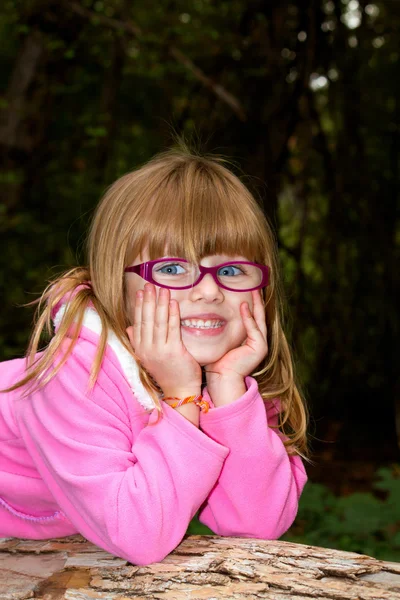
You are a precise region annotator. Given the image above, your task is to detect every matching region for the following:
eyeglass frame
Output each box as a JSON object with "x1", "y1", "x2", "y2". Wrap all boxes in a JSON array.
[{"x1": 124, "y1": 258, "x2": 270, "y2": 292}]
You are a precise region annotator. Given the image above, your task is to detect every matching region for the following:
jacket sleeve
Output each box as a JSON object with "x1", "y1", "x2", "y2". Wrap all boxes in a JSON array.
[
  {"x1": 198, "y1": 377, "x2": 307, "y2": 539},
  {"x1": 17, "y1": 340, "x2": 229, "y2": 565}
]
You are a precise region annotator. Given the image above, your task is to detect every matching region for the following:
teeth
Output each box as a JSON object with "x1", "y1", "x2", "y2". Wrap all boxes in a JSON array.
[{"x1": 181, "y1": 319, "x2": 224, "y2": 329}]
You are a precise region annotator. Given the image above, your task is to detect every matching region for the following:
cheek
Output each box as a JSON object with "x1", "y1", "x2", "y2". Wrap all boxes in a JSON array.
[
  {"x1": 125, "y1": 277, "x2": 145, "y2": 321},
  {"x1": 244, "y1": 292, "x2": 254, "y2": 312},
  {"x1": 227, "y1": 301, "x2": 246, "y2": 343},
  {"x1": 230, "y1": 294, "x2": 253, "y2": 341},
  {"x1": 233, "y1": 319, "x2": 247, "y2": 346},
  {"x1": 127, "y1": 279, "x2": 144, "y2": 297},
  {"x1": 231, "y1": 293, "x2": 253, "y2": 319},
  {"x1": 169, "y1": 289, "x2": 187, "y2": 307}
]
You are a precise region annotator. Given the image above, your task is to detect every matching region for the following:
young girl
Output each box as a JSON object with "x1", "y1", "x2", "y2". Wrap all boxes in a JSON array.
[{"x1": 0, "y1": 147, "x2": 308, "y2": 566}]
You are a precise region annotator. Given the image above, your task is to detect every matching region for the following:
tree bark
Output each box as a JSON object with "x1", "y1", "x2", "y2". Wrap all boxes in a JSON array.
[{"x1": 1, "y1": 535, "x2": 399, "y2": 599}]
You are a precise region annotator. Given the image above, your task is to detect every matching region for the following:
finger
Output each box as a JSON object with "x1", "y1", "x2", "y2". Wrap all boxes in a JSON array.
[
  {"x1": 240, "y1": 302, "x2": 265, "y2": 344},
  {"x1": 167, "y1": 299, "x2": 182, "y2": 345},
  {"x1": 251, "y1": 289, "x2": 267, "y2": 339},
  {"x1": 132, "y1": 289, "x2": 144, "y2": 347},
  {"x1": 141, "y1": 283, "x2": 156, "y2": 347},
  {"x1": 154, "y1": 287, "x2": 169, "y2": 345}
]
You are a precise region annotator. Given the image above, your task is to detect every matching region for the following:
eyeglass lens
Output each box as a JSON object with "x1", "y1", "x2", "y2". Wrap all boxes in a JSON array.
[{"x1": 152, "y1": 260, "x2": 263, "y2": 290}]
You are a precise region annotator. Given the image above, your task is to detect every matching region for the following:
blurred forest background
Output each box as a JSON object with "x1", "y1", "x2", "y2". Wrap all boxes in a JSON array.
[{"x1": 0, "y1": 0, "x2": 399, "y2": 558}]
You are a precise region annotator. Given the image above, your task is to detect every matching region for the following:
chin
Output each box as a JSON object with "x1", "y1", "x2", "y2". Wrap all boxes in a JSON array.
[{"x1": 188, "y1": 349, "x2": 226, "y2": 367}]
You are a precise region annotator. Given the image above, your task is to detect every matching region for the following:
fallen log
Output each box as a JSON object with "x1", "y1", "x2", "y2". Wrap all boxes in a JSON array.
[{"x1": 1, "y1": 534, "x2": 399, "y2": 599}]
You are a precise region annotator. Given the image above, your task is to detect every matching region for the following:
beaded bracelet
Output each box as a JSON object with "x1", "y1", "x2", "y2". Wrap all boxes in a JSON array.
[{"x1": 163, "y1": 394, "x2": 210, "y2": 414}]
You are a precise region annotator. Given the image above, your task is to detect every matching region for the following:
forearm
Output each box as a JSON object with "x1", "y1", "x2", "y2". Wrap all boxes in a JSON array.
[
  {"x1": 19, "y1": 365, "x2": 229, "y2": 566},
  {"x1": 199, "y1": 378, "x2": 307, "y2": 538},
  {"x1": 205, "y1": 372, "x2": 246, "y2": 407}
]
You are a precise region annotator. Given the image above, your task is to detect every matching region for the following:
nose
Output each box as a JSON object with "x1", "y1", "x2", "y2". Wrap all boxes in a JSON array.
[{"x1": 189, "y1": 273, "x2": 224, "y2": 303}]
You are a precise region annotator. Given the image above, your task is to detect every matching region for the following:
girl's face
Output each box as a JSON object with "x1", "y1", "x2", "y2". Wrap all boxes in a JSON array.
[{"x1": 125, "y1": 252, "x2": 254, "y2": 366}]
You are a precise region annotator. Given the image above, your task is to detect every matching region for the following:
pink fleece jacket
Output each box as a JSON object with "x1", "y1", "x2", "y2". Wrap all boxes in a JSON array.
[{"x1": 0, "y1": 303, "x2": 307, "y2": 565}]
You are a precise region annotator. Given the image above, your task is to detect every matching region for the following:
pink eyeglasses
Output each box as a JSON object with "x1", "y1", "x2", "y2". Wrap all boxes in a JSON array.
[{"x1": 124, "y1": 258, "x2": 270, "y2": 292}]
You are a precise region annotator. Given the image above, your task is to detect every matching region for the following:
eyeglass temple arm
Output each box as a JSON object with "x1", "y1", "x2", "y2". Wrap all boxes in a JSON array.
[{"x1": 124, "y1": 265, "x2": 142, "y2": 274}]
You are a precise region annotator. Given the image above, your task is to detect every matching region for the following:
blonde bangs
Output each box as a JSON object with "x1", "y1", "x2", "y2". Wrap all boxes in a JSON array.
[{"x1": 125, "y1": 158, "x2": 270, "y2": 266}]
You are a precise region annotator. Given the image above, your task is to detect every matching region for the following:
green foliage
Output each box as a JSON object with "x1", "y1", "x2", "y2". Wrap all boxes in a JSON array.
[
  {"x1": 187, "y1": 467, "x2": 400, "y2": 561},
  {"x1": 282, "y1": 466, "x2": 400, "y2": 561},
  {"x1": 186, "y1": 517, "x2": 214, "y2": 536}
]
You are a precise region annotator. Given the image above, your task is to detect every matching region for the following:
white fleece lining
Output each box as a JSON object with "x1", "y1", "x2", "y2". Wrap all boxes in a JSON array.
[{"x1": 53, "y1": 305, "x2": 156, "y2": 411}]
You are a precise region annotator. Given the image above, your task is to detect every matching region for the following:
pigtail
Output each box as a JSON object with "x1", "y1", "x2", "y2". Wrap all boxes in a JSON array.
[
  {"x1": 4, "y1": 266, "x2": 163, "y2": 413},
  {"x1": 3, "y1": 268, "x2": 101, "y2": 395}
]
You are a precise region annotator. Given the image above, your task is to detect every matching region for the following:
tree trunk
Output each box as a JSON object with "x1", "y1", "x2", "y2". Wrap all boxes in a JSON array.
[
  {"x1": 0, "y1": 30, "x2": 44, "y2": 211},
  {"x1": 0, "y1": 31, "x2": 44, "y2": 154},
  {"x1": 1, "y1": 535, "x2": 399, "y2": 599}
]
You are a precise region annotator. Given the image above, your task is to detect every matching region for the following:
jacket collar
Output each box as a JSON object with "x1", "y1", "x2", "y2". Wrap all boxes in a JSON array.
[{"x1": 53, "y1": 304, "x2": 157, "y2": 411}]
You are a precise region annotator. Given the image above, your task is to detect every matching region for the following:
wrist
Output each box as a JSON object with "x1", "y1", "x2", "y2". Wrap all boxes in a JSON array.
[
  {"x1": 205, "y1": 372, "x2": 246, "y2": 407},
  {"x1": 163, "y1": 394, "x2": 202, "y2": 428},
  {"x1": 206, "y1": 369, "x2": 245, "y2": 387},
  {"x1": 162, "y1": 387, "x2": 202, "y2": 399}
]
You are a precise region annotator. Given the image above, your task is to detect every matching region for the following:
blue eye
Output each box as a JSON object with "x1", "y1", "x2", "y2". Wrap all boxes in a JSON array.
[
  {"x1": 218, "y1": 265, "x2": 243, "y2": 277},
  {"x1": 158, "y1": 263, "x2": 186, "y2": 275}
]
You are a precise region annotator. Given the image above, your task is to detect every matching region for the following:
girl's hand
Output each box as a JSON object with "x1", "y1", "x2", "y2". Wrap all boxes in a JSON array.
[
  {"x1": 126, "y1": 284, "x2": 202, "y2": 424},
  {"x1": 205, "y1": 289, "x2": 268, "y2": 385}
]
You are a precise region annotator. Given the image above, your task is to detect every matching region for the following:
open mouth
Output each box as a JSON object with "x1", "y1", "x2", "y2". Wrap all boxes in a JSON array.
[{"x1": 181, "y1": 319, "x2": 224, "y2": 330}]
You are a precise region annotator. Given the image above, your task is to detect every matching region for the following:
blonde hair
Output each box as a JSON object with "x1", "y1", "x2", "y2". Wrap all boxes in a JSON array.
[{"x1": 6, "y1": 144, "x2": 309, "y2": 457}]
